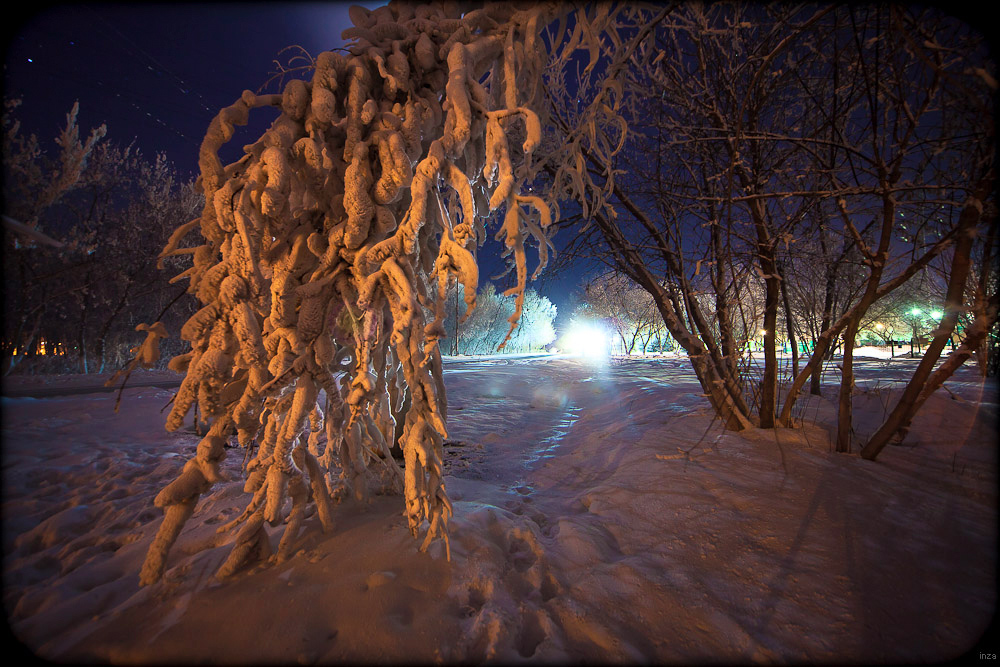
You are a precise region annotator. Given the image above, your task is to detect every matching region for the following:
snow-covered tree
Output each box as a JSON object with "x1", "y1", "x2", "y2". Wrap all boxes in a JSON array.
[
  {"x1": 3, "y1": 98, "x2": 104, "y2": 374},
  {"x1": 3, "y1": 99, "x2": 200, "y2": 375},
  {"x1": 443, "y1": 282, "x2": 508, "y2": 354},
  {"x1": 510, "y1": 287, "x2": 558, "y2": 352},
  {"x1": 134, "y1": 1, "x2": 622, "y2": 584}
]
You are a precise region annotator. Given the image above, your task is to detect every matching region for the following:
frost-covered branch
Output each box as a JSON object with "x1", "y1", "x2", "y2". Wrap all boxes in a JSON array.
[{"x1": 137, "y1": 0, "x2": 613, "y2": 584}]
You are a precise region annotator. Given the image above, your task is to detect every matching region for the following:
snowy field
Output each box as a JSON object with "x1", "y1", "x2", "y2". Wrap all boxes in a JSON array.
[{"x1": 2, "y1": 355, "x2": 996, "y2": 663}]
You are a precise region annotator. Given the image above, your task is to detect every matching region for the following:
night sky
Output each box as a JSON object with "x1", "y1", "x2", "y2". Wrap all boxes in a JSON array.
[
  {"x1": 4, "y1": 2, "x2": 588, "y2": 321},
  {"x1": 4, "y1": 3, "x2": 365, "y2": 176}
]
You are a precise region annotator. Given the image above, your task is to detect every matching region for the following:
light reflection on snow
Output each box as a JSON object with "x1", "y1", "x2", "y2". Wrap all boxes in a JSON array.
[
  {"x1": 527, "y1": 404, "x2": 583, "y2": 467},
  {"x1": 0, "y1": 355, "x2": 995, "y2": 663}
]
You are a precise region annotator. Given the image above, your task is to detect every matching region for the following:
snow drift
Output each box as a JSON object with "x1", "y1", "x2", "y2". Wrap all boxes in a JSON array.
[{"x1": 2, "y1": 356, "x2": 995, "y2": 663}]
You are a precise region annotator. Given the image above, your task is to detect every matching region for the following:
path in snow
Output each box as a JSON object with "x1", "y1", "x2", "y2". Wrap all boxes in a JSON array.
[
  {"x1": 2, "y1": 356, "x2": 995, "y2": 663},
  {"x1": 441, "y1": 355, "x2": 716, "y2": 661},
  {"x1": 441, "y1": 356, "x2": 996, "y2": 662}
]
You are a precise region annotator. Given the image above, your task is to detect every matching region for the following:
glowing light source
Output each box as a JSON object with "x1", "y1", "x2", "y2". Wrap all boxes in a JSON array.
[
  {"x1": 930, "y1": 310, "x2": 943, "y2": 319},
  {"x1": 875, "y1": 323, "x2": 884, "y2": 330},
  {"x1": 564, "y1": 321, "x2": 610, "y2": 360}
]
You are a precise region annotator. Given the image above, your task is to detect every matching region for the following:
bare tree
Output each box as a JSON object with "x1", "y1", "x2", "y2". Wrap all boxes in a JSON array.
[
  {"x1": 539, "y1": 3, "x2": 995, "y2": 449},
  {"x1": 580, "y1": 271, "x2": 660, "y2": 355}
]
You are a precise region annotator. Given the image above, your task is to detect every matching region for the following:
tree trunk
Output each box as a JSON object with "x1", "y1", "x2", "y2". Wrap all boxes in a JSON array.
[
  {"x1": 760, "y1": 280, "x2": 779, "y2": 428},
  {"x1": 711, "y1": 216, "x2": 739, "y2": 377},
  {"x1": 835, "y1": 319, "x2": 859, "y2": 452},
  {"x1": 975, "y1": 336, "x2": 989, "y2": 377},
  {"x1": 748, "y1": 199, "x2": 780, "y2": 428},
  {"x1": 644, "y1": 277, "x2": 752, "y2": 429},
  {"x1": 580, "y1": 187, "x2": 753, "y2": 429},
  {"x1": 778, "y1": 260, "x2": 799, "y2": 378},
  {"x1": 812, "y1": 251, "x2": 840, "y2": 396},
  {"x1": 3, "y1": 308, "x2": 45, "y2": 376},
  {"x1": 884, "y1": 294, "x2": 998, "y2": 444},
  {"x1": 861, "y1": 182, "x2": 990, "y2": 459},
  {"x1": 95, "y1": 292, "x2": 130, "y2": 375},
  {"x1": 831, "y1": 189, "x2": 899, "y2": 450},
  {"x1": 778, "y1": 196, "x2": 964, "y2": 425},
  {"x1": 78, "y1": 327, "x2": 88, "y2": 374}
]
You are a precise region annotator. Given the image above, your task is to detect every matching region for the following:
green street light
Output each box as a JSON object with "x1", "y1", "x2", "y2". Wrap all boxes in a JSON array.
[
  {"x1": 910, "y1": 307, "x2": 922, "y2": 316},
  {"x1": 930, "y1": 310, "x2": 943, "y2": 319}
]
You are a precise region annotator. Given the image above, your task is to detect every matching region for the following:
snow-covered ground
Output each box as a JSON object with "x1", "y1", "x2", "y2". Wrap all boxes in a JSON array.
[{"x1": 2, "y1": 355, "x2": 996, "y2": 663}]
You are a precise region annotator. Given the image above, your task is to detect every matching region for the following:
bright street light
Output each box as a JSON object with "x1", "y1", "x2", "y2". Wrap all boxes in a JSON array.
[{"x1": 564, "y1": 321, "x2": 610, "y2": 361}]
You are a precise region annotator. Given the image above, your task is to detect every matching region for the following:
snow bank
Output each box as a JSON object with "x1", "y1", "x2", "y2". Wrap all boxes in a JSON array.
[
  {"x1": 2, "y1": 357, "x2": 996, "y2": 662},
  {"x1": 1, "y1": 369, "x2": 182, "y2": 394}
]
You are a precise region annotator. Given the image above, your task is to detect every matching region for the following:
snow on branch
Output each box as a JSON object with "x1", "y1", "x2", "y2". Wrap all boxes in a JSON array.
[{"x1": 137, "y1": 1, "x2": 611, "y2": 585}]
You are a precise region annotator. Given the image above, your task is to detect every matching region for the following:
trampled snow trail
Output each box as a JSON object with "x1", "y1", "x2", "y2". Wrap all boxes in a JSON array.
[
  {"x1": 441, "y1": 356, "x2": 996, "y2": 662},
  {"x1": 3, "y1": 356, "x2": 996, "y2": 663},
  {"x1": 441, "y1": 356, "x2": 750, "y2": 661}
]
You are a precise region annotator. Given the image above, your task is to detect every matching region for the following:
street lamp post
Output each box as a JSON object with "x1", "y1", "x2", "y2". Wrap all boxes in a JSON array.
[{"x1": 909, "y1": 307, "x2": 922, "y2": 357}]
